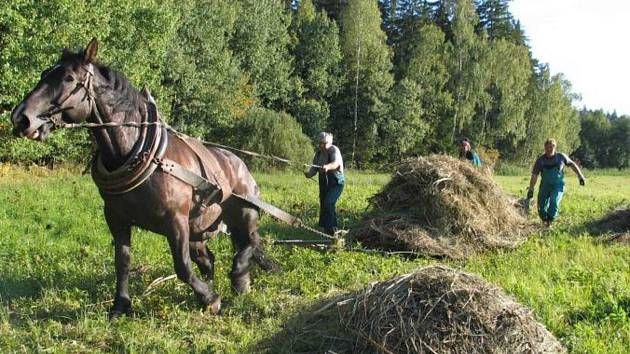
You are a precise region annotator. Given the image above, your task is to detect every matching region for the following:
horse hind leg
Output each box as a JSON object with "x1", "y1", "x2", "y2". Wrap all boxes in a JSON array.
[
  {"x1": 224, "y1": 207, "x2": 263, "y2": 294},
  {"x1": 189, "y1": 240, "x2": 215, "y2": 280},
  {"x1": 252, "y1": 243, "x2": 277, "y2": 272}
]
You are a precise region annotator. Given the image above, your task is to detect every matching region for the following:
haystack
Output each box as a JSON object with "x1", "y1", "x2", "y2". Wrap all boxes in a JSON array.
[
  {"x1": 337, "y1": 265, "x2": 565, "y2": 354},
  {"x1": 349, "y1": 155, "x2": 532, "y2": 258},
  {"x1": 589, "y1": 205, "x2": 630, "y2": 245}
]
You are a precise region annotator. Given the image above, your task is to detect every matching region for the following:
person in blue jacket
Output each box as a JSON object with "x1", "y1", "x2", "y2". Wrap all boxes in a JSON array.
[
  {"x1": 304, "y1": 132, "x2": 345, "y2": 235},
  {"x1": 527, "y1": 138, "x2": 586, "y2": 227},
  {"x1": 458, "y1": 138, "x2": 481, "y2": 166}
]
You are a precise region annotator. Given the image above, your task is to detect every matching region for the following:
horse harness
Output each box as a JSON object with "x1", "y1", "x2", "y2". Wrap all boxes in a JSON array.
[{"x1": 39, "y1": 63, "x2": 330, "y2": 238}]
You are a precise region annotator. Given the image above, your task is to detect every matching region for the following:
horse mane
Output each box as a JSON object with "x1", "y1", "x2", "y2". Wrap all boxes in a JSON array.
[{"x1": 61, "y1": 49, "x2": 147, "y2": 113}]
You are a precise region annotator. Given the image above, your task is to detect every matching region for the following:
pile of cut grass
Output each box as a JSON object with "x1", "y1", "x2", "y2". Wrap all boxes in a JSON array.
[
  {"x1": 589, "y1": 204, "x2": 630, "y2": 245},
  {"x1": 338, "y1": 265, "x2": 566, "y2": 354},
  {"x1": 349, "y1": 155, "x2": 532, "y2": 258}
]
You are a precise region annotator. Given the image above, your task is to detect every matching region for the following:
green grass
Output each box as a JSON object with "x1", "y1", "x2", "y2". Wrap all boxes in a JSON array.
[{"x1": 0, "y1": 165, "x2": 628, "y2": 353}]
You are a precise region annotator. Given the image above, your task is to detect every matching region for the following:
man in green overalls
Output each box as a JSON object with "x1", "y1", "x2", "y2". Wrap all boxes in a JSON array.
[
  {"x1": 304, "y1": 132, "x2": 345, "y2": 235},
  {"x1": 527, "y1": 138, "x2": 586, "y2": 227}
]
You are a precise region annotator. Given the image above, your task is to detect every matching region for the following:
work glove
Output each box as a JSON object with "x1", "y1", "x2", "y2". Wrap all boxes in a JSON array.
[
  {"x1": 579, "y1": 177, "x2": 585, "y2": 186},
  {"x1": 526, "y1": 189, "x2": 534, "y2": 200}
]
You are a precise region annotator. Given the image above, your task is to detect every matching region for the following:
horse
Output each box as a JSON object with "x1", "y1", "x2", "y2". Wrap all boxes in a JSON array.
[{"x1": 10, "y1": 38, "x2": 275, "y2": 319}]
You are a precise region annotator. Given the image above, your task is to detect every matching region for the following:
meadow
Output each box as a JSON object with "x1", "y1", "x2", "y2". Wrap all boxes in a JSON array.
[{"x1": 0, "y1": 165, "x2": 628, "y2": 353}]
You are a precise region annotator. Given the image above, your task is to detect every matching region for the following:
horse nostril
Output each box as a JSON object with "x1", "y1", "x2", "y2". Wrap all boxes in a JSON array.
[{"x1": 15, "y1": 114, "x2": 31, "y2": 133}]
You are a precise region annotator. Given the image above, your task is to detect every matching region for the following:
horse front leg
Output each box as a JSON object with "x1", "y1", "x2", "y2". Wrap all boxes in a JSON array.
[
  {"x1": 166, "y1": 214, "x2": 221, "y2": 314},
  {"x1": 104, "y1": 208, "x2": 132, "y2": 321}
]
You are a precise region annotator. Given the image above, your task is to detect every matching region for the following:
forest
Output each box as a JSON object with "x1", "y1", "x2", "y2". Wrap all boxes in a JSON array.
[{"x1": 1, "y1": 0, "x2": 629, "y2": 169}]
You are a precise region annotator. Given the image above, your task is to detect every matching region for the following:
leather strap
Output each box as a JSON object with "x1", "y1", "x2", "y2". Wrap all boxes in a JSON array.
[
  {"x1": 157, "y1": 157, "x2": 222, "y2": 206},
  {"x1": 91, "y1": 93, "x2": 168, "y2": 194}
]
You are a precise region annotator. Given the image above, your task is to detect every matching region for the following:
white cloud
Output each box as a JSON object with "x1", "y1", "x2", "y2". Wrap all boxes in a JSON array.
[{"x1": 510, "y1": 0, "x2": 630, "y2": 115}]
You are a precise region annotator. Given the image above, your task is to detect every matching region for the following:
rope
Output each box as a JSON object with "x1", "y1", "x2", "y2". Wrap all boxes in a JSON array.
[
  {"x1": 55, "y1": 119, "x2": 336, "y2": 239},
  {"x1": 56, "y1": 120, "x2": 322, "y2": 170}
]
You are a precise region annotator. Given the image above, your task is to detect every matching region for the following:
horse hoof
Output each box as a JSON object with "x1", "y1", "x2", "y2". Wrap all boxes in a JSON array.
[
  {"x1": 108, "y1": 307, "x2": 132, "y2": 322},
  {"x1": 204, "y1": 294, "x2": 221, "y2": 315},
  {"x1": 232, "y1": 276, "x2": 251, "y2": 294},
  {"x1": 108, "y1": 298, "x2": 132, "y2": 321},
  {"x1": 253, "y1": 249, "x2": 278, "y2": 272}
]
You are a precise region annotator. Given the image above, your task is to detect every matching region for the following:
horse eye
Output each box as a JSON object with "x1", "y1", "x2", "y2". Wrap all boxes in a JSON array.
[{"x1": 64, "y1": 75, "x2": 74, "y2": 82}]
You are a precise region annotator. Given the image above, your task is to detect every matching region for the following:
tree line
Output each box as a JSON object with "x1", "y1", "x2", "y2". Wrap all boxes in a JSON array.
[{"x1": 1, "y1": 0, "x2": 629, "y2": 169}]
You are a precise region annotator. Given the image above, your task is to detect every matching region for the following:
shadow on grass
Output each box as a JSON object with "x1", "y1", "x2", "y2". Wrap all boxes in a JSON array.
[
  {"x1": 0, "y1": 266, "x2": 209, "y2": 323},
  {"x1": 252, "y1": 296, "x2": 358, "y2": 354},
  {"x1": 570, "y1": 204, "x2": 630, "y2": 239},
  {"x1": 258, "y1": 208, "x2": 369, "y2": 241}
]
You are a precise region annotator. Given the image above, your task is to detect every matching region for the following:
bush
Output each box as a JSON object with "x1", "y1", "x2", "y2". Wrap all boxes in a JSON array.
[
  {"x1": 0, "y1": 124, "x2": 91, "y2": 166},
  {"x1": 476, "y1": 147, "x2": 500, "y2": 168},
  {"x1": 234, "y1": 108, "x2": 314, "y2": 170}
]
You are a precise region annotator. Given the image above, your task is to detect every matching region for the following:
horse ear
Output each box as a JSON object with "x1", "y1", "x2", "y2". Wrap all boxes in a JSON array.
[{"x1": 83, "y1": 38, "x2": 98, "y2": 63}]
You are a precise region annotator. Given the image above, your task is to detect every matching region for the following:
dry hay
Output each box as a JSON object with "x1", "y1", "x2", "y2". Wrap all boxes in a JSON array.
[
  {"x1": 600, "y1": 232, "x2": 630, "y2": 245},
  {"x1": 588, "y1": 205, "x2": 630, "y2": 245},
  {"x1": 349, "y1": 155, "x2": 532, "y2": 258},
  {"x1": 337, "y1": 265, "x2": 565, "y2": 354},
  {"x1": 590, "y1": 205, "x2": 630, "y2": 233}
]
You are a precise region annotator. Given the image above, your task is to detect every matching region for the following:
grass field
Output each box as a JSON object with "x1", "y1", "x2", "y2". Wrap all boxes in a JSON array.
[{"x1": 0, "y1": 165, "x2": 628, "y2": 353}]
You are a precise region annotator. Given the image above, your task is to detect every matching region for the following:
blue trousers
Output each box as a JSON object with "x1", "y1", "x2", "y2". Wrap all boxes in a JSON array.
[
  {"x1": 537, "y1": 183, "x2": 564, "y2": 222},
  {"x1": 319, "y1": 174, "x2": 344, "y2": 232}
]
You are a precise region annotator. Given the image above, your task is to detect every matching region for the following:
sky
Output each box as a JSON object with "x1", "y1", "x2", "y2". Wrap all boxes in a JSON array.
[{"x1": 509, "y1": 0, "x2": 630, "y2": 116}]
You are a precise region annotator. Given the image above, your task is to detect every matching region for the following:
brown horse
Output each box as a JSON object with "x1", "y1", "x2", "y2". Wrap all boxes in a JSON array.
[{"x1": 10, "y1": 38, "x2": 274, "y2": 319}]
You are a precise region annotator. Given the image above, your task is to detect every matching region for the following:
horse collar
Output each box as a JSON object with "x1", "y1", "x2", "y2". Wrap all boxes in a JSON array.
[{"x1": 91, "y1": 97, "x2": 168, "y2": 194}]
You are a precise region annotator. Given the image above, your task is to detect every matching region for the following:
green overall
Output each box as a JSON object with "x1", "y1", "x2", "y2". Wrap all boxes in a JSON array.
[{"x1": 537, "y1": 155, "x2": 565, "y2": 222}]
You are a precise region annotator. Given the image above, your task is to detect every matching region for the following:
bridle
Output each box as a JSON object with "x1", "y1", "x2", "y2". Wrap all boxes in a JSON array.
[
  {"x1": 27, "y1": 62, "x2": 323, "y2": 171},
  {"x1": 36, "y1": 63, "x2": 95, "y2": 125}
]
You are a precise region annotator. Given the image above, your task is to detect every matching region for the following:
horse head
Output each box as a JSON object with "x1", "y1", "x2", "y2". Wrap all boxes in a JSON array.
[{"x1": 11, "y1": 38, "x2": 99, "y2": 141}]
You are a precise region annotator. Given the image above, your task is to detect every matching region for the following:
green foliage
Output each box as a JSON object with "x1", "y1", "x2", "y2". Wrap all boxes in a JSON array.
[
  {"x1": 0, "y1": 0, "x2": 180, "y2": 164},
  {"x1": 575, "y1": 110, "x2": 630, "y2": 169},
  {"x1": 475, "y1": 0, "x2": 526, "y2": 44},
  {"x1": 290, "y1": 0, "x2": 343, "y2": 138},
  {"x1": 291, "y1": 98, "x2": 330, "y2": 139},
  {"x1": 0, "y1": 0, "x2": 611, "y2": 169},
  {"x1": 235, "y1": 108, "x2": 314, "y2": 170},
  {"x1": 382, "y1": 78, "x2": 428, "y2": 159},
  {"x1": 447, "y1": 0, "x2": 485, "y2": 143},
  {"x1": 518, "y1": 66, "x2": 581, "y2": 161},
  {"x1": 473, "y1": 38, "x2": 531, "y2": 149},
  {"x1": 292, "y1": 1, "x2": 343, "y2": 101},
  {"x1": 399, "y1": 23, "x2": 454, "y2": 152},
  {"x1": 231, "y1": 0, "x2": 295, "y2": 109},
  {"x1": 0, "y1": 128, "x2": 91, "y2": 166},
  {"x1": 163, "y1": 0, "x2": 251, "y2": 138},
  {"x1": 334, "y1": 0, "x2": 394, "y2": 167}
]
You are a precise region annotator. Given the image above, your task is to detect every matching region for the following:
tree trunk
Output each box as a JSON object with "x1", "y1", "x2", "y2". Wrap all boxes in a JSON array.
[{"x1": 350, "y1": 9, "x2": 362, "y2": 167}]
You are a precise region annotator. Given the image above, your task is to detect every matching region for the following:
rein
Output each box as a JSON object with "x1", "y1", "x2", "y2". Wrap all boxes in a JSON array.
[
  {"x1": 35, "y1": 63, "x2": 321, "y2": 171},
  {"x1": 52, "y1": 119, "x2": 322, "y2": 171},
  {"x1": 36, "y1": 68, "x2": 336, "y2": 241}
]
